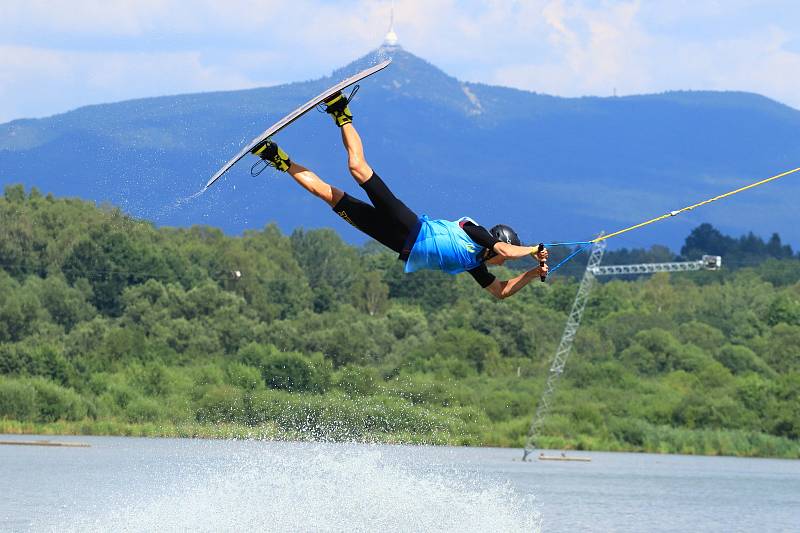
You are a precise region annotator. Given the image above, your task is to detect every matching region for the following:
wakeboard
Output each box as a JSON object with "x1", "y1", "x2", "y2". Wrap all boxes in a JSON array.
[{"x1": 205, "y1": 58, "x2": 392, "y2": 189}]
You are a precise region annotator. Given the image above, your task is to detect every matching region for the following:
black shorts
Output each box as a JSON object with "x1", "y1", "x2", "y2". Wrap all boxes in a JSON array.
[{"x1": 332, "y1": 172, "x2": 420, "y2": 259}]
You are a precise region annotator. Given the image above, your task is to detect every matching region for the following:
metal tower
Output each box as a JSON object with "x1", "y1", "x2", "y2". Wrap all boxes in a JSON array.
[
  {"x1": 521, "y1": 248, "x2": 722, "y2": 460},
  {"x1": 522, "y1": 239, "x2": 607, "y2": 461},
  {"x1": 384, "y1": 0, "x2": 399, "y2": 47}
]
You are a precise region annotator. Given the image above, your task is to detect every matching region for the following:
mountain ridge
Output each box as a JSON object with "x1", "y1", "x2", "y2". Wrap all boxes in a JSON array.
[{"x1": 1, "y1": 47, "x2": 799, "y2": 249}]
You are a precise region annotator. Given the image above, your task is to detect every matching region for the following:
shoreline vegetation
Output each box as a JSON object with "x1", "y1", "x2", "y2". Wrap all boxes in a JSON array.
[
  {"x1": 2, "y1": 419, "x2": 798, "y2": 459},
  {"x1": 1, "y1": 185, "x2": 799, "y2": 460}
]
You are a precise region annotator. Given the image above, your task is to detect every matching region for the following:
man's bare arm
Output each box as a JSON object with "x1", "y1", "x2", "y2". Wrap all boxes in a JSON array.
[
  {"x1": 485, "y1": 265, "x2": 548, "y2": 299},
  {"x1": 493, "y1": 242, "x2": 548, "y2": 261}
]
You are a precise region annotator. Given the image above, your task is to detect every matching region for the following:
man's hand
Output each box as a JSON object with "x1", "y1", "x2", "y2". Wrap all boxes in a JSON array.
[
  {"x1": 531, "y1": 247, "x2": 549, "y2": 263},
  {"x1": 485, "y1": 263, "x2": 550, "y2": 299},
  {"x1": 531, "y1": 245, "x2": 549, "y2": 282},
  {"x1": 537, "y1": 263, "x2": 549, "y2": 278}
]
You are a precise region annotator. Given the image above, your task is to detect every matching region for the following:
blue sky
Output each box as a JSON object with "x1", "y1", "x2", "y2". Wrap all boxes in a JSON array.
[{"x1": 1, "y1": 0, "x2": 799, "y2": 123}]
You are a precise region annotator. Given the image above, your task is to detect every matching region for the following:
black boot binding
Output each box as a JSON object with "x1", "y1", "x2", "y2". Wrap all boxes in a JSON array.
[
  {"x1": 321, "y1": 87, "x2": 357, "y2": 127},
  {"x1": 250, "y1": 138, "x2": 291, "y2": 175}
]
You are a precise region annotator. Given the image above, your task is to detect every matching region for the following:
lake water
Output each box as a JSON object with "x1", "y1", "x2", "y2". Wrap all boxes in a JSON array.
[{"x1": 1, "y1": 435, "x2": 798, "y2": 532}]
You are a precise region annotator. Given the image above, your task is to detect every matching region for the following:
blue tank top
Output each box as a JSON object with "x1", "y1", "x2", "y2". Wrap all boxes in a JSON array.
[{"x1": 404, "y1": 216, "x2": 485, "y2": 274}]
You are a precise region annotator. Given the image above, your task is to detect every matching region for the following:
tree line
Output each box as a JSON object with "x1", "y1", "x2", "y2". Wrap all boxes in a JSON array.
[{"x1": 0, "y1": 184, "x2": 798, "y2": 456}]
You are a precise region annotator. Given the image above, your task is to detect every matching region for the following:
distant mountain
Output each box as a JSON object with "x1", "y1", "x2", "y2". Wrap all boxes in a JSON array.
[{"x1": 1, "y1": 46, "x2": 799, "y2": 249}]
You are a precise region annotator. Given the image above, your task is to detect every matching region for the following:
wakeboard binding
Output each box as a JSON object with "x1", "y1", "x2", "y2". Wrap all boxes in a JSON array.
[
  {"x1": 250, "y1": 139, "x2": 291, "y2": 172},
  {"x1": 322, "y1": 90, "x2": 354, "y2": 127}
]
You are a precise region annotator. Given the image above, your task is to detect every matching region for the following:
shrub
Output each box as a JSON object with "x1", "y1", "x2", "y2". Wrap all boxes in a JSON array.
[
  {"x1": 766, "y1": 324, "x2": 800, "y2": 373},
  {"x1": 226, "y1": 363, "x2": 262, "y2": 391},
  {"x1": 409, "y1": 353, "x2": 477, "y2": 379},
  {"x1": 335, "y1": 366, "x2": 380, "y2": 396},
  {"x1": 765, "y1": 293, "x2": 800, "y2": 326},
  {"x1": 126, "y1": 397, "x2": 164, "y2": 423},
  {"x1": 609, "y1": 418, "x2": 648, "y2": 447},
  {"x1": 0, "y1": 343, "x2": 72, "y2": 384},
  {"x1": 672, "y1": 392, "x2": 740, "y2": 429},
  {"x1": 244, "y1": 389, "x2": 449, "y2": 439},
  {"x1": 678, "y1": 321, "x2": 726, "y2": 351},
  {"x1": 191, "y1": 364, "x2": 226, "y2": 388},
  {"x1": 239, "y1": 343, "x2": 330, "y2": 392},
  {"x1": 195, "y1": 385, "x2": 245, "y2": 423},
  {"x1": 262, "y1": 352, "x2": 316, "y2": 392},
  {"x1": 238, "y1": 342, "x2": 277, "y2": 368},
  {"x1": 128, "y1": 363, "x2": 170, "y2": 396},
  {"x1": 104, "y1": 383, "x2": 140, "y2": 410},
  {"x1": 29, "y1": 378, "x2": 88, "y2": 422},
  {"x1": 482, "y1": 390, "x2": 529, "y2": 423},
  {"x1": 0, "y1": 378, "x2": 38, "y2": 420}
]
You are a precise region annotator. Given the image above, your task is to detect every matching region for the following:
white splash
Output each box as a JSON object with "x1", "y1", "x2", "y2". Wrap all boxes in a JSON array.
[
  {"x1": 168, "y1": 188, "x2": 206, "y2": 211},
  {"x1": 65, "y1": 442, "x2": 540, "y2": 533},
  {"x1": 144, "y1": 187, "x2": 206, "y2": 221}
]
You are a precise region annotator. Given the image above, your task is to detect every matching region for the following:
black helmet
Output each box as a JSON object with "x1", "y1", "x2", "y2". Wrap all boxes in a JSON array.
[{"x1": 490, "y1": 224, "x2": 521, "y2": 246}]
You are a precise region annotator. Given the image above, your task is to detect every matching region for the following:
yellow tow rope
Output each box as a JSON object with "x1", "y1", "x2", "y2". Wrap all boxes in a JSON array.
[{"x1": 589, "y1": 166, "x2": 800, "y2": 244}]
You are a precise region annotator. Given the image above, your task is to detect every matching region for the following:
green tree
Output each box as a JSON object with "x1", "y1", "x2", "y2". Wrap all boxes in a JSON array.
[
  {"x1": 766, "y1": 324, "x2": 800, "y2": 372},
  {"x1": 768, "y1": 374, "x2": 800, "y2": 439},
  {"x1": 291, "y1": 228, "x2": 361, "y2": 312},
  {"x1": 351, "y1": 271, "x2": 390, "y2": 316},
  {"x1": 765, "y1": 293, "x2": 800, "y2": 326},
  {"x1": 25, "y1": 275, "x2": 96, "y2": 330},
  {"x1": 431, "y1": 328, "x2": 501, "y2": 373},
  {"x1": 678, "y1": 321, "x2": 725, "y2": 352},
  {"x1": 63, "y1": 228, "x2": 171, "y2": 315},
  {"x1": 0, "y1": 275, "x2": 45, "y2": 342},
  {"x1": 386, "y1": 306, "x2": 429, "y2": 340},
  {"x1": 621, "y1": 329, "x2": 707, "y2": 375},
  {"x1": 716, "y1": 344, "x2": 773, "y2": 375}
]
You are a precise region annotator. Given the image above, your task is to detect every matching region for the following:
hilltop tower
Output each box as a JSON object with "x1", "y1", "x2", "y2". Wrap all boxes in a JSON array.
[{"x1": 383, "y1": 0, "x2": 400, "y2": 49}]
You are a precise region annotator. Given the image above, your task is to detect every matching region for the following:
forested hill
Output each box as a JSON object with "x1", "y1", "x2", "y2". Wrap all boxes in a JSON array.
[
  {"x1": 1, "y1": 47, "x2": 799, "y2": 250},
  {"x1": 1, "y1": 187, "x2": 799, "y2": 457}
]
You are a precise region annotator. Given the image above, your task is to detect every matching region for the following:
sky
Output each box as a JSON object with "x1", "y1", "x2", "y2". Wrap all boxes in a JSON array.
[{"x1": 1, "y1": 0, "x2": 799, "y2": 123}]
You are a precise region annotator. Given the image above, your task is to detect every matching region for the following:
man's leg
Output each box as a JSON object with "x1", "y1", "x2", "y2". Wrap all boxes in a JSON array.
[
  {"x1": 251, "y1": 139, "x2": 343, "y2": 207},
  {"x1": 287, "y1": 163, "x2": 343, "y2": 207},
  {"x1": 323, "y1": 94, "x2": 418, "y2": 237},
  {"x1": 288, "y1": 164, "x2": 404, "y2": 253},
  {"x1": 321, "y1": 92, "x2": 418, "y2": 253},
  {"x1": 322, "y1": 91, "x2": 372, "y2": 184},
  {"x1": 340, "y1": 123, "x2": 373, "y2": 184},
  {"x1": 250, "y1": 137, "x2": 404, "y2": 252}
]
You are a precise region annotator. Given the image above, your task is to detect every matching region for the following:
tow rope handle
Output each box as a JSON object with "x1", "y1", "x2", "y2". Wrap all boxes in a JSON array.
[{"x1": 537, "y1": 243, "x2": 547, "y2": 282}]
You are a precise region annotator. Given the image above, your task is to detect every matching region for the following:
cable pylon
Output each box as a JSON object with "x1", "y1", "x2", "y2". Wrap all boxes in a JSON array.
[
  {"x1": 521, "y1": 247, "x2": 722, "y2": 461},
  {"x1": 522, "y1": 238, "x2": 606, "y2": 461}
]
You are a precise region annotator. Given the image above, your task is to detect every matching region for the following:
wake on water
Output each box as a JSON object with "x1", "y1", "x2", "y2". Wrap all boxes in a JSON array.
[{"x1": 61, "y1": 442, "x2": 540, "y2": 533}]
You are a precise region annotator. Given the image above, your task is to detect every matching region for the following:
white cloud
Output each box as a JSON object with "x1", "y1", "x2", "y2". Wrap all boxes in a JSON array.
[
  {"x1": 0, "y1": 0, "x2": 400, "y2": 121},
  {"x1": 668, "y1": 27, "x2": 800, "y2": 106},
  {"x1": 489, "y1": 0, "x2": 652, "y2": 97},
  {"x1": 480, "y1": 0, "x2": 800, "y2": 108},
  {"x1": 1, "y1": 0, "x2": 175, "y2": 36},
  {"x1": 0, "y1": 46, "x2": 265, "y2": 122},
  {"x1": 0, "y1": 0, "x2": 799, "y2": 122}
]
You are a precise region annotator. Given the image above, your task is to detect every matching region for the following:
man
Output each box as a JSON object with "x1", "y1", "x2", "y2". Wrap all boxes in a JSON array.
[{"x1": 250, "y1": 91, "x2": 548, "y2": 299}]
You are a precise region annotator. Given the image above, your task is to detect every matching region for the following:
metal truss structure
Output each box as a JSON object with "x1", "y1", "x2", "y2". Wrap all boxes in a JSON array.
[
  {"x1": 521, "y1": 247, "x2": 722, "y2": 461},
  {"x1": 590, "y1": 255, "x2": 721, "y2": 277}
]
